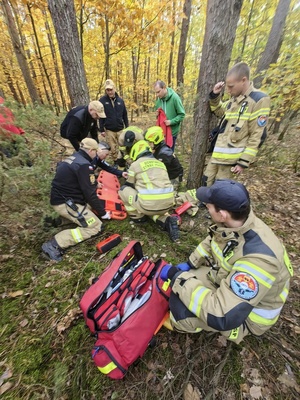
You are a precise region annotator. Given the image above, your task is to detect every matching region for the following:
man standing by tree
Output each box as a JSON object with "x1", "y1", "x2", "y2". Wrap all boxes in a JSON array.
[
  {"x1": 99, "y1": 79, "x2": 129, "y2": 165},
  {"x1": 154, "y1": 80, "x2": 185, "y2": 151},
  {"x1": 203, "y1": 62, "x2": 270, "y2": 187}
]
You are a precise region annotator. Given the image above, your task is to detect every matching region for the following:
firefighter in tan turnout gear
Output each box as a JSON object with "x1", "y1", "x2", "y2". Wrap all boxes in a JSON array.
[
  {"x1": 160, "y1": 180, "x2": 293, "y2": 343},
  {"x1": 118, "y1": 140, "x2": 180, "y2": 242},
  {"x1": 203, "y1": 62, "x2": 270, "y2": 187}
]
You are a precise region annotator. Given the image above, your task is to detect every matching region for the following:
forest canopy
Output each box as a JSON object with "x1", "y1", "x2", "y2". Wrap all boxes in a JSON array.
[{"x1": 0, "y1": 0, "x2": 299, "y2": 116}]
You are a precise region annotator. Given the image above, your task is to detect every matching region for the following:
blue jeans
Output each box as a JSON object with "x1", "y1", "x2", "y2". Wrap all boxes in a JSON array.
[{"x1": 171, "y1": 136, "x2": 177, "y2": 152}]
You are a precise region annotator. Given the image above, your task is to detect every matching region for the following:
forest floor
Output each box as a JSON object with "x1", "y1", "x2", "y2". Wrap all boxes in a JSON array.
[{"x1": 0, "y1": 112, "x2": 300, "y2": 400}]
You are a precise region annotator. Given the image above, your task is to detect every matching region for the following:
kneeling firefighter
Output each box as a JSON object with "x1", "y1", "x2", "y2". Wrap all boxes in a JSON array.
[
  {"x1": 144, "y1": 126, "x2": 183, "y2": 190},
  {"x1": 42, "y1": 139, "x2": 112, "y2": 262},
  {"x1": 118, "y1": 140, "x2": 180, "y2": 242}
]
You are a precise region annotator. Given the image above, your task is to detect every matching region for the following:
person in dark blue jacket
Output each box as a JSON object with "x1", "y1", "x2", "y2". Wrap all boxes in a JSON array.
[
  {"x1": 60, "y1": 101, "x2": 106, "y2": 151},
  {"x1": 42, "y1": 139, "x2": 127, "y2": 262},
  {"x1": 99, "y1": 79, "x2": 129, "y2": 164}
]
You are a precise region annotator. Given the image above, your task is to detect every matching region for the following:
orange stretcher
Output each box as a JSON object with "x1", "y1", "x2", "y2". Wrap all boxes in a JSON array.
[{"x1": 96, "y1": 170, "x2": 127, "y2": 220}]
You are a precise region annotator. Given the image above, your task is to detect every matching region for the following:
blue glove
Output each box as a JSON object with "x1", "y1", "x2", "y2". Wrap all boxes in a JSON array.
[
  {"x1": 176, "y1": 262, "x2": 191, "y2": 272},
  {"x1": 160, "y1": 264, "x2": 172, "y2": 281}
]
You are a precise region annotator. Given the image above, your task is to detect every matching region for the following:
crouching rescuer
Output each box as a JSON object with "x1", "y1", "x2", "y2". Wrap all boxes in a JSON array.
[
  {"x1": 160, "y1": 179, "x2": 293, "y2": 343},
  {"x1": 42, "y1": 139, "x2": 111, "y2": 262},
  {"x1": 118, "y1": 140, "x2": 180, "y2": 242}
]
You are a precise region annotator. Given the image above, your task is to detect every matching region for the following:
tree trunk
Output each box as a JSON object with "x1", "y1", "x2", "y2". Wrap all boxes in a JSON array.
[
  {"x1": 47, "y1": 0, "x2": 89, "y2": 106},
  {"x1": 235, "y1": 0, "x2": 255, "y2": 63},
  {"x1": 1, "y1": 0, "x2": 40, "y2": 104},
  {"x1": 132, "y1": 46, "x2": 141, "y2": 117},
  {"x1": 146, "y1": 56, "x2": 151, "y2": 111},
  {"x1": 27, "y1": 3, "x2": 60, "y2": 114},
  {"x1": 277, "y1": 110, "x2": 298, "y2": 140},
  {"x1": 43, "y1": 10, "x2": 67, "y2": 111},
  {"x1": 104, "y1": 15, "x2": 110, "y2": 79},
  {"x1": 176, "y1": 0, "x2": 192, "y2": 87},
  {"x1": 253, "y1": 0, "x2": 292, "y2": 88},
  {"x1": 156, "y1": 42, "x2": 160, "y2": 77},
  {"x1": 1, "y1": 59, "x2": 21, "y2": 103},
  {"x1": 168, "y1": 0, "x2": 176, "y2": 86},
  {"x1": 187, "y1": 0, "x2": 243, "y2": 189}
]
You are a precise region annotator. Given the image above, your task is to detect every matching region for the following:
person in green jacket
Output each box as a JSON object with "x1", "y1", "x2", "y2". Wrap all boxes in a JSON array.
[{"x1": 154, "y1": 80, "x2": 185, "y2": 151}]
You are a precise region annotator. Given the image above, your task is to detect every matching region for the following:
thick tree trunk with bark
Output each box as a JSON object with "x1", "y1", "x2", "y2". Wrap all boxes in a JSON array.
[
  {"x1": 253, "y1": 0, "x2": 291, "y2": 88},
  {"x1": 1, "y1": 0, "x2": 40, "y2": 104},
  {"x1": 187, "y1": 0, "x2": 243, "y2": 189},
  {"x1": 47, "y1": 0, "x2": 89, "y2": 106},
  {"x1": 176, "y1": 0, "x2": 192, "y2": 87}
]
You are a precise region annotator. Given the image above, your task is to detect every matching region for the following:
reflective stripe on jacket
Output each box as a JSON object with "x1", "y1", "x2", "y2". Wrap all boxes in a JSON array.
[
  {"x1": 209, "y1": 84, "x2": 270, "y2": 167},
  {"x1": 126, "y1": 154, "x2": 175, "y2": 211},
  {"x1": 172, "y1": 210, "x2": 293, "y2": 336}
]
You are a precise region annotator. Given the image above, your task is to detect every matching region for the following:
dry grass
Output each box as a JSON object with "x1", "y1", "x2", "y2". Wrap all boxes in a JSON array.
[{"x1": 0, "y1": 112, "x2": 299, "y2": 399}]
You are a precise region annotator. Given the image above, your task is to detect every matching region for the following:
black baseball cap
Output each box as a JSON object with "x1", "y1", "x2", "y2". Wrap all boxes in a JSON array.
[
  {"x1": 196, "y1": 180, "x2": 250, "y2": 212},
  {"x1": 124, "y1": 131, "x2": 135, "y2": 147}
]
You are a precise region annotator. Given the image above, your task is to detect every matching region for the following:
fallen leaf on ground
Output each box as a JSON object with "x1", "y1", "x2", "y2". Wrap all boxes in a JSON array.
[
  {"x1": 217, "y1": 335, "x2": 227, "y2": 347},
  {"x1": 163, "y1": 368, "x2": 174, "y2": 384},
  {"x1": 0, "y1": 255, "x2": 14, "y2": 261},
  {"x1": 8, "y1": 290, "x2": 23, "y2": 298},
  {"x1": 0, "y1": 368, "x2": 12, "y2": 386},
  {"x1": 277, "y1": 370, "x2": 300, "y2": 393},
  {"x1": 0, "y1": 382, "x2": 13, "y2": 395},
  {"x1": 146, "y1": 371, "x2": 155, "y2": 383},
  {"x1": 19, "y1": 318, "x2": 28, "y2": 327},
  {"x1": 249, "y1": 385, "x2": 262, "y2": 399},
  {"x1": 183, "y1": 383, "x2": 201, "y2": 400},
  {"x1": 56, "y1": 308, "x2": 82, "y2": 334}
]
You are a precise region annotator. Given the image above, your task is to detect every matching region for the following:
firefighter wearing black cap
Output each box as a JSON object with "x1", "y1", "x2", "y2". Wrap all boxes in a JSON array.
[
  {"x1": 119, "y1": 140, "x2": 180, "y2": 242},
  {"x1": 115, "y1": 126, "x2": 144, "y2": 167},
  {"x1": 160, "y1": 180, "x2": 293, "y2": 343},
  {"x1": 145, "y1": 126, "x2": 183, "y2": 189},
  {"x1": 42, "y1": 139, "x2": 123, "y2": 262}
]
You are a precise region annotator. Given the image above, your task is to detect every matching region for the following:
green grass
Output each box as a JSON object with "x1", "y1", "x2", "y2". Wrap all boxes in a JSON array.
[{"x1": 1, "y1": 111, "x2": 300, "y2": 399}]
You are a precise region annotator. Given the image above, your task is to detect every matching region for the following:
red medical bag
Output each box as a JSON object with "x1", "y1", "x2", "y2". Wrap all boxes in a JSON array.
[{"x1": 79, "y1": 241, "x2": 171, "y2": 379}]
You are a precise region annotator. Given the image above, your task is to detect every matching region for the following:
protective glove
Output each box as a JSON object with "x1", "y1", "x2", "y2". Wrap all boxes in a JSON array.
[
  {"x1": 160, "y1": 264, "x2": 182, "y2": 281},
  {"x1": 160, "y1": 264, "x2": 173, "y2": 281},
  {"x1": 176, "y1": 262, "x2": 191, "y2": 272},
  {"x1": 101, "y1": 211, "x2": 111, "y2": 220}
]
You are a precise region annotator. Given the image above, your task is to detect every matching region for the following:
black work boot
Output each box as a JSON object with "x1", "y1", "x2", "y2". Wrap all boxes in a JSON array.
[
  {"x1": 42, "y1": 238, "x2": 63, "y2": 262},
  {"x1": 130, "y1": 216, "x2": 148, "y2": 224},
  {"x1": 164, "y1": 216, "x2": 180, "y2": 242},
  {"x1": 43, "y1": 216, "x2": 62, "y2": 228}
]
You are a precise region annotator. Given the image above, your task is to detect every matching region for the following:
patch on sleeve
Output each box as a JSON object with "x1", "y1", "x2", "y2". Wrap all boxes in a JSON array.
[
  {"x1": 257, "y1": 115, "x2": 268, "y2": 127},
  {"x1": 90, "y1": 174, "x2": 96, "y2": 184},
  {"x1": 230, "y1": 272, "x2": 258, "y2": 300}
]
